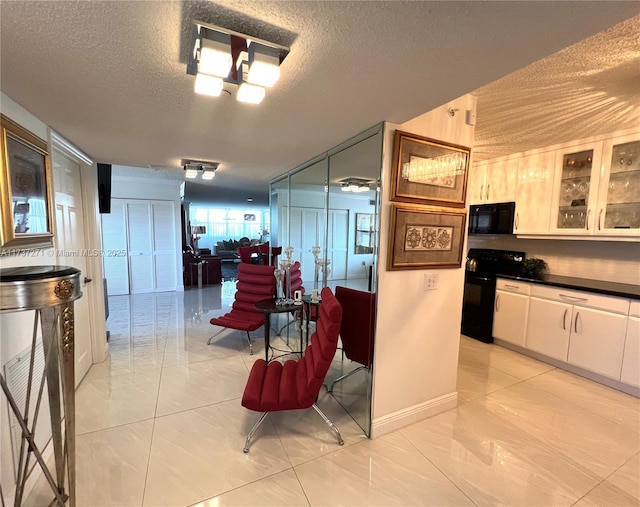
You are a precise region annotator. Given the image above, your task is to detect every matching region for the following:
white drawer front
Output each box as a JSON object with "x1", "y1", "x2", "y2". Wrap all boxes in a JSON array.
[
  {"x1": 629, "y1": 300, "x2": 640, "y2": 318},
  {"x1": 496, "y1": 278, "x2": 531, "y2": 295},
  {"x1": 529, "y1": 285, "x2": 629, "y2": 314}
]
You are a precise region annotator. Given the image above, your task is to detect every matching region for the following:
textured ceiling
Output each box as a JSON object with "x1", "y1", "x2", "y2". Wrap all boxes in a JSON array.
[{"x1": 1, "y1": 1, "x2": 638, "y2": 207}]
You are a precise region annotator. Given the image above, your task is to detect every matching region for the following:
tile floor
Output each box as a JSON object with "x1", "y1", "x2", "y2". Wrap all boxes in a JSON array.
[{"x1": 25, "y1": 283, "x2": 640, "y2": 506}]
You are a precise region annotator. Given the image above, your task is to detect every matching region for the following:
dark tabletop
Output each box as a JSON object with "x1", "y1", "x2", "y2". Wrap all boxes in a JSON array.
[{"x1": 254, "y1": 298, "x2": 302, "y2": 313}]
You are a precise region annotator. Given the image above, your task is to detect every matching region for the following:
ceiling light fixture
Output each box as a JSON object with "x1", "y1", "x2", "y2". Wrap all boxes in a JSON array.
[
  {"x1": 187, "y1": 21, "x2": 289, "y2": 104},
  {"x1": 339, "y1": 178, "x2": 372, "y2": 193},
  {"x1": 182, "y1": 159, "x2": 219, "y2": 180},
  {"x1": 237, "y1": 71, "x2": 266, "y2": 104},
  {"x1": 194, "y1": 73, "x2": 223, "y2": 96}
]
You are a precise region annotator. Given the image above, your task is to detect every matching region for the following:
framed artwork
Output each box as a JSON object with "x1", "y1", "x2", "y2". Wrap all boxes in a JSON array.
[
  {"x1": 0, "y1": 114, "x2": 55, "y2": 249},
  {"x1": 390, "y1": 130, "x2": 470, "y2": 207},
  {"x1": 355, "y1": 213, "x2": 374, "y2": 254},
  {"x1": 387, "y1": 204, "x2": 466, "y2": 270}
]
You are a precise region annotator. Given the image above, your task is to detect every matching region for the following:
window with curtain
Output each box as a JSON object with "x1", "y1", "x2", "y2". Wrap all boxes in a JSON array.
[{"x1": 189, "y1": 207, "x2": 269, "y2": 251}]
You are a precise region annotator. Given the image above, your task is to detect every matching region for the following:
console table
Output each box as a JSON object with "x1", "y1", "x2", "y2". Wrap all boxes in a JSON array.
[{"x1": 0, "y1": 265, "x2": 81, "y2": 506}]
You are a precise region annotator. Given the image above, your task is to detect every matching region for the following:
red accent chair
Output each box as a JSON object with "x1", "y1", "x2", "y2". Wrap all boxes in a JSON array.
[
  {"x1": 208, "y1": 263, "x2": 275, "y2": 354},
  {"x1": 257, "y1": 242, "x2": 282, "y2": 266},
  {"x1": 328, "y1": 286, "x2": 376, "y2": 392},
  {"x1": 237, "y1": 245, "x2": 260, "y2": 264},
  {"x1": 241, "y1": 287, "x2": 344, "y2": 452}
]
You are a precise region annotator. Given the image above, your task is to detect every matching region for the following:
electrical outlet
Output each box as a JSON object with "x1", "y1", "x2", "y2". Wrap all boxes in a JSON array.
[{"x1": 424, "y1": 273, "x2": 438, "y2": 291}]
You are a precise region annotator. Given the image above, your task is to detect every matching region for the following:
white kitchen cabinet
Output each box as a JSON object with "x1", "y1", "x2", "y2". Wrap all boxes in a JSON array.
[
  {"x1": 514, "y1": 150, "x2": 556, "y2": 234},
  {"x1": 621, "y1": 301, "x2": 640, "y2": 388},
  {"x1": 548, "y1": 140, "x2": 604, "y2": 235},
  {"x1": 566, "y1": 305, "x2": 628, "y2": 379},
  {"x1": 467, "y1": 155, "x2": 518, "y2": 205},
  {"x1": 493, "y1": 279, "x2": 530, "y2": 347},
  {"x1": 525, "y1": 285, "x2": 630, "y2": 379},
  {"x1": 594, "y1": 133, "x2": 640, "y2": 236},
  {"x1": 526, "y1": 296, "x2": 573, "y2": 361}
]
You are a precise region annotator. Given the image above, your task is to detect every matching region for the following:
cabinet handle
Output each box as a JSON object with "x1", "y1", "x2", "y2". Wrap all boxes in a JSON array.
[
  {"x1": 559, "y1": 293, "x2": 588, "y2": 303},
  {"x1": 586, "y1": 209, "x2": 590, "y2": 231},
  {"x1": 574, "y1": 311, "x2": 580, "y2": 333},
  {"x1": 515, "y1": 212, "x2": 519, "y2": 230},
  {"x1": 486, "y1": 184, "x2": 490, "y2": 201},
  {"x1": 598, "y1": 209, "x2": 603, "y2": 230},
  {"x1": 562, "y1": 309, "x2": 568, "y2": 330},
  {"x1": 505, "y1": 284, "x2": 519, "y2": 290},
  {"x1": 480, "y1": 184, "x2": 484, "y2": 201},
  {"x1": 496, "y1": 294, "x2": 500, "y2": 311}
]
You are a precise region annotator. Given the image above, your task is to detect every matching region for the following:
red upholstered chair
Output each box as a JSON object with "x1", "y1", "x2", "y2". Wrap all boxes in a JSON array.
[
  {"x1": 241, "y1": 287, "x2": 344, "y2": 453},
  {"x1": 257, "y1": 242, "x2": 282, "y2": 266},
  {"x1": 208, "y1": 263, "x2": 275, "y2": 354},
  {"x1": 237, "y1": 245, "x2": 260, "y2": 264},
  {"x1": 328, "y1": 286, "x2": 376, "y2": 392}
]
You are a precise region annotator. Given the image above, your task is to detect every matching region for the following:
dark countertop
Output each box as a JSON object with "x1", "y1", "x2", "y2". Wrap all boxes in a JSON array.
[{"x1": 498, "y1": 274, "x2": 640, "y2": 300}]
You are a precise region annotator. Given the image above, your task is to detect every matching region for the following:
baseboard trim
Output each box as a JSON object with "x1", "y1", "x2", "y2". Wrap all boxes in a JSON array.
[{"x1": 371, "y1": 392, "x2": 457, "y2": 438}]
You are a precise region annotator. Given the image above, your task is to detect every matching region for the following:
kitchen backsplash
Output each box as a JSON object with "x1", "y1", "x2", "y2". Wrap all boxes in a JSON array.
[{"x1": 467, "y1": 236, "x2": 640, "y2": 286}]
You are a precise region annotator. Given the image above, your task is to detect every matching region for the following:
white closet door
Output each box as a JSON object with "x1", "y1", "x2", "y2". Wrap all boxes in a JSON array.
[
  {"x1": 328, "y1": 209, "x2": 348, "y2": 280},
  {"x1": 127, "y1": 202, "x2": 154, "y2": 293},
  {"x1": 101, "y1": 200, "x2": 129, "y2": 295},
  {"x1": 290, "y1": 207, "x2": 326, "y2": 283},
  {"x1": 152, "y1": 202, "x2": 177, "y2": 291}
]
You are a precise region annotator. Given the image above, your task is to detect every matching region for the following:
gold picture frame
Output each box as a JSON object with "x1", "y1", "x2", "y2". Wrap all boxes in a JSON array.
[
  {"x1": 387, "y1": 204, "x2": 466, "y2": 270},
  {"x1": 0, "y1": 114, "x2": 55, "y2": 249},
  {"x1": 390, "y1": 130, "x2": 470, "y2": 207}
]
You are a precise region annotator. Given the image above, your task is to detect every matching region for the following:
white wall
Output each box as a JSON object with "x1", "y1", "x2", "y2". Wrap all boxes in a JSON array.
[
  {"x1": 110, "y1": 167, "x2": 184, "y2": 290},
  {"x1": 371, "y1": 94, "x2": 477, "y2": 436},
  {"x1": 0, "y1": 92, "x2": 107, "y2": 503}
]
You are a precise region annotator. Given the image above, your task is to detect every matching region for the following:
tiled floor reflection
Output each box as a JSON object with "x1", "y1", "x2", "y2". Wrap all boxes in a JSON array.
[{"x1": 24, "y1": 286, "x2": 639, "y2": 506}]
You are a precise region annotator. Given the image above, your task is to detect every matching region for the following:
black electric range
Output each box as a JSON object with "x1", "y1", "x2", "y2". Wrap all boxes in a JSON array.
[{"x1": 461, "y1": 249, "x2": 525, "y2": 343}]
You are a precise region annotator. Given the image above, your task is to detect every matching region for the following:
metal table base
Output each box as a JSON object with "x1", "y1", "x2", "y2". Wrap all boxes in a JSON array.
[{"x1": 0, "y1": 266, "x2": 81, "y2": 506}]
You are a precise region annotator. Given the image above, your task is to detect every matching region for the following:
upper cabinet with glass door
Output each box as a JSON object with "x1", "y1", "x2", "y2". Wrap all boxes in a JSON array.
[
  {"x1": 548, "y1": 131, "x2": 640, "y2": 237},
  {"x1": 549, "y1": 141, "x2": 603, "y2": 235},
  {"x1": 596, "y1": 133, "x2": 640, "y2": 236}
]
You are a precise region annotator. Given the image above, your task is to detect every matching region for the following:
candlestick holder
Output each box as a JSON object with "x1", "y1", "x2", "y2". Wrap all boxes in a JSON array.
[
  {"x1": 274, "y1": 268, "x2": 285, "y2": 305},
  {"x1": 311, "y1": 246, "x2": 321, "y2": 290},
  {"x1": 279, "y1": 260, "x2": 294, "y2": 304}
]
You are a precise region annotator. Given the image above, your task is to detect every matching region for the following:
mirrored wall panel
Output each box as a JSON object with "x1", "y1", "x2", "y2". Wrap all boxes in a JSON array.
[{"x1": 269, "y1": 123, "x2": 382, "y2": 436}]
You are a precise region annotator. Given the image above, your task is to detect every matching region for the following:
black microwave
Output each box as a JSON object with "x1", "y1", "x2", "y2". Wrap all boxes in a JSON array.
[{"x1": 468, "y1": 202, "x2": 515, "y2": 234}]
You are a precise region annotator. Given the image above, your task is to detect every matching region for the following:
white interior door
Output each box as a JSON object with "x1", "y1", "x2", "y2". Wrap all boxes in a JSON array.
[
  {"x1": 101, "y1": 200, "x2": 129, "y2": 295},
  {"x1": 290, "y1": 207, "x2": 326, "y2": 283},
  {"x1": 328, "y1": 209, "x2": 348, "y2": 280},
  {"x1": 127, "y1": 202, "x2": 154, "y2": 293},
  {"x1": 102, "y1": 199, "x2": 177, "y2": 294},
  {"x1": 152, "y1": 202, "x2": 177, "y2": 291},
  {"x1": 52, "y1": 150, "x2": 93, "y2": 386}
]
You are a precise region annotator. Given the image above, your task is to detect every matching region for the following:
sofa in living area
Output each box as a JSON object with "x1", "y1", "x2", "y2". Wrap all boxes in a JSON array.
[
  {"x1": 214, "y1": 237, "x2": 253, "y2": 260},
  {"x1": 183, "y1": 249, "x2": 222, "y2": 286}
]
